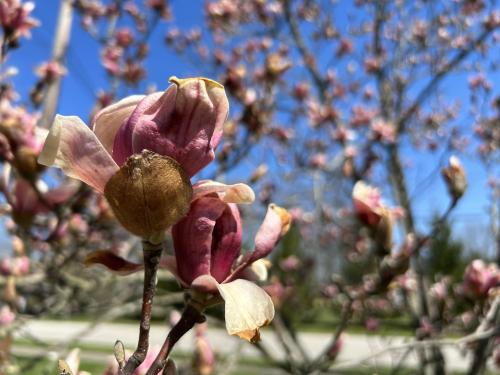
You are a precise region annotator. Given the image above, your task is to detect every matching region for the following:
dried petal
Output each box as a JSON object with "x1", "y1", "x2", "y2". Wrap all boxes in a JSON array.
[{"x1": 85, "y1": 250, "x2": 144, "y2": 275}]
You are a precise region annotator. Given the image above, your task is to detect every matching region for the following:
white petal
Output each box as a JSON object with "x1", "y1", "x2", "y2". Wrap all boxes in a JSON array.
[
  {"x1": 92, "y1": 95, "x2": 145, "y2": 154},
  {"x1": 217, "y1": 279, "x2": 274, "y2": 342},
  {"x1": 38, "y1": 115, "x2": 118, "y2": 193},
  {"x1": 192, "y1": 180, "x2": 255, "y2": 204}
]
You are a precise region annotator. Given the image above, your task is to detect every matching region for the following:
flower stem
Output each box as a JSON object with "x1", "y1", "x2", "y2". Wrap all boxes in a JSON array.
[
  {"x1": 145, "y1": 303, "x2": 205, "y2": 375},
  {"x1": 121, "y1": 241, "x2": 163, "y2": 375}
]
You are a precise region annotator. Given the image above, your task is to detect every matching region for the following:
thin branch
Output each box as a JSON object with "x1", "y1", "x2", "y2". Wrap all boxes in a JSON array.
[
  {"x1": 145, "y1": 303, "x2": 205, "y2": 375},
  {"x1": 120, "y1": 241, "x2": 163, "y2": 375},
  {"x1": 397, "y1": 26, "x2": 497, "y2": 132}
]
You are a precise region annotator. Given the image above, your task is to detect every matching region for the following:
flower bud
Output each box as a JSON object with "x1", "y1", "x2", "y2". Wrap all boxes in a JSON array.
[
  {"x1": 441, "y1": 156, "x2": 467, "y2": 200},
  {"x1": 104, "y1": 150, "x2": 192, "y2": 243}
]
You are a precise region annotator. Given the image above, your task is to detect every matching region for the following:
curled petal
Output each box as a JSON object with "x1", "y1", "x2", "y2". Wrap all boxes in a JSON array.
[
  {"x1": 92, "y1": 95, "x2": 145, "y2": 155},
  {"x1": 192, "y1": 180, "x2": 255, "y2": 204},
  {"x1": 217, "y1": 279, "x2": 275, "y2": 343},
  {"x1": 38, "y1": 115, "x2": 119, "y2": 193},
  {"x1": 85, "y1": 250, "x2": 143, "y2": 275},
  {"x1": 251, "y1": 204, "x2": 292, "y2": 262}
]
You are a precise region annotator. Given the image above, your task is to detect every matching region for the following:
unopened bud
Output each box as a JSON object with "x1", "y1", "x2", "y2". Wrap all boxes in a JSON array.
[
  {"x1": 104, "y1": 150, "x2": 192, "y2": 243},
  {"x1": 441, "y1": 156, "x2": 467, "y2": 200}
]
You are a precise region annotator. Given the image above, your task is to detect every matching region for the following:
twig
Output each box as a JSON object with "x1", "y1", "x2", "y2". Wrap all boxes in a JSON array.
[
  {"x1": 145, "y1": 303, "x2": 205, "y2": 375},
  {"x1": 329, "y1": 326, "x2": 498, "y2": 370},
  {"x1": 120, "y1": 241, "x2": 163, "y2": 375}
]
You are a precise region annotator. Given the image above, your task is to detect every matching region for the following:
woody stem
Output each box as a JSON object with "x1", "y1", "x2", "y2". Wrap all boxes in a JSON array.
[
  {"x1": 120, "y1": 241, "x2": 163, "y2": 375},
  {"x1": 145, "y1": 303, "x2": 205, "y2": 375}
]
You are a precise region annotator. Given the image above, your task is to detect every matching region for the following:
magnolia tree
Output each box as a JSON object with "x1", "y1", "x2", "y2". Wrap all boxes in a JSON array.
[{"x1": 0, "y1": 1, "x2": 499, "y2": 375}]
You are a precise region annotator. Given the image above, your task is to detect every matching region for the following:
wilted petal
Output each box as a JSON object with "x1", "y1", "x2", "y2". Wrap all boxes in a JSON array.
[
  {"x1": 92, "y1": 95, "x2": 145, "y2": 154},
  {"x1": 251, "y1": 204, "x2": 292, "y2": 262},
  {"x1": 38, "y1": 115, "x2": 119, "y2": 193},
  {"x1": 217, "y1": 279, "x2": 275, "y2": 343},
  {"x1": 192, "y1": 180, "x2": 255, "y2": 204},
  {"x1": 84, "y1": 250, "x2": 143, "y2": 275}
]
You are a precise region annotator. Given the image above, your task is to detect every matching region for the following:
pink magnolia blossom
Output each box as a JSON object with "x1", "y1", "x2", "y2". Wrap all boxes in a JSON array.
[
  {"x1": 193, "y1": 324, "x2": 215, "y2": 375},
  {"x1": 166, "y1": 185, "x2": 291, "y2": 342},
  {"x1": 0, "y1": 0, "x2": 39, "y2": 39},
  {"x1": 461, "y1": 259, "x2": 500, "y2": 298},
  {"x1": 0, "y1": 255, "x2": 29, "y2": 276},
  {"x1": 352, "y1": 181, "x2": 385, "y2": 226},
  {"x1": 35, "y1": 61, "x2": 67, "y2": 82},
  {"x1": 38, "y1": 77, "x2": 229, "y2": 194}
]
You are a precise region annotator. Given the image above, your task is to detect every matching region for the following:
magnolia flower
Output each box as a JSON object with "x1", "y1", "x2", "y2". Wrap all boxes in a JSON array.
[
  {"x1": 0, "y1": 0, "x2": 39, "y2": 40},
  {"x1": 461, "y1": 259, "x2": 499, "y2": 298},
  {"x1": 0, "y1": 255, "x2": 29, "y2": 276},
  {"x1": 352, "y1": 181, "x2": 393, "y2": 254},
  {"x1": 35, "y1": 61, "x2": 67, "y2": 82},
  {"x1": 165, "y1": 186, "x2": 291, "y2": 342},
  {"x1": 39, "y1": 76, "x2": 228, "y2": 192},
  {"x1": 38, "y1": 77, "x2": 229, "y2": 240}
]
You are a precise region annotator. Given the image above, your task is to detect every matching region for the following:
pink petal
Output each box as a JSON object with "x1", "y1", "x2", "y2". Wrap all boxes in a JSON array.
[
  {"x1": 192, "y1": 180, "x2": 255, "y2": 204},
  {"x1": 251, "y1": 204, "x2": 291, "y2": 262},
  {"x1": 171, "y1": 197, "x2": 227, "y2": 285},
  {"x1": 38, "y1": 115, "x2": 119, "y2": 194},
  {"x1": 112, "y1": 77, "x2": 229, "y2": 176},
  {"x1": 92, "y1": 95, "x2": 145, "y2": 155},
  {"x1": 217, "y1": 279, "x2": 275, "y2": 343},
  {"x1": 210, "y1": 203, "x2": 242, "y2": 282}
]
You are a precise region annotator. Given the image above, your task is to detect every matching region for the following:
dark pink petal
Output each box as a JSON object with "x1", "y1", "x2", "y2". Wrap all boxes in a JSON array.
[
  {"x1": 112, "y1": 77, "x2": 229, "y2": 176},
  {"x1": 210, "y1": 203, "x2": 242, "y2": 282},
  {"x1": 38, "y1": 115, "x2": 119, "y2": 193},
  {"x1": 92, "y1": 94, "x2": 145, "y2": 155},
  {"x1": 85, "y1": 250, "x2": 143, "y2": 275},
  {"x1": 171, "y1": 197, "x2": 227, "y2": 285}
]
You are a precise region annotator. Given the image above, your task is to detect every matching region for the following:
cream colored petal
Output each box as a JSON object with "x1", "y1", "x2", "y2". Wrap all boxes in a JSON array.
[
  {"x1": 192, "y1": 180, "x2": 255, "y2": 204},
  {"x1": 217, "y1": 279, "x2": 274, "y2": 342},
  {"x1": 249, "y1": 259, "x2": 270, "y2": 282},
  {"x1": 92, "y1": 95, "x2": 145, "y2": 153},
  {"x1": 38, "y1": 115, "x2": 119, "y2": 194}
]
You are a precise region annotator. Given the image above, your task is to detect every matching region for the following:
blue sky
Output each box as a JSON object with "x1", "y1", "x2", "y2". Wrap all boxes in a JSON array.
[{"x1": 2, "y1": 1, "x2": 498, "y2": 257}]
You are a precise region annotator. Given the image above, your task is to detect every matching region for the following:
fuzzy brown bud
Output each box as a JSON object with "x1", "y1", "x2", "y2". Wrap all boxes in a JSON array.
[{"x1": 104, "y1": 150, "x2": 192, "y2": 243}]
